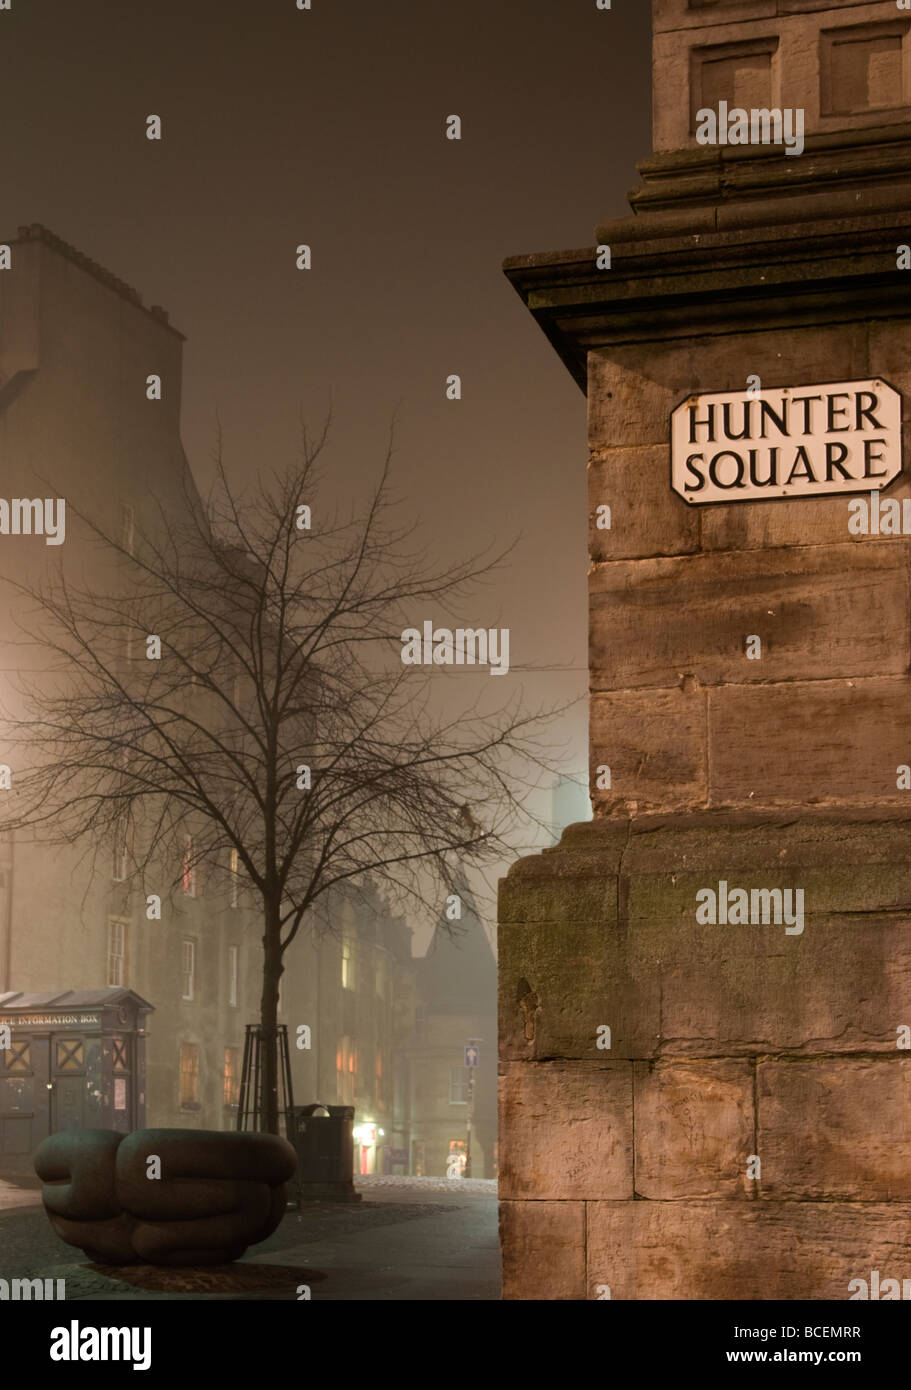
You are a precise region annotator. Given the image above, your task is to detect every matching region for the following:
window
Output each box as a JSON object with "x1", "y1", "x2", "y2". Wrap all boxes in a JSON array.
[
  {"x1": 182, "y1": 835, "x2": 197, "y2": 896},
  {"x1": 224, "y1": 1047, "x2": 240, "y2": 1107},
  {"x1": 107, "y1": 918, "x2": 128, "y2": 988},
  {"x1": 120, "y1": 503, "x2": 135, "y2": 556},
  {"x1": 120, "y1": 600, "x2": 140, "y2": 664},
  {"x1": 228, "y1": 946, "x2": 238, "y2": 1008},
  {"x1": 3, "y1": 1041, "x2": 30, "y2": 1074},
  {"x1": 376, "y1": 1051, "x2": 384, "y2": 1107},
  {"x1": 336, "y1": 1036, "x2": 356, "y2": 1106},
  {"x1": 179, "y1": 1043, "x2": 200, "y2": 1108},
  {"x1": 55, "y1": 1039, "x2": 84, "y2": 1073},
  {"x1": 376, "y1": 956, "x2": 386, "y2": 999},
  {"x1": 229, "y1": 848, "x2": 239, "y2": 908},
  {"x1": 448, "y1": 1140, "x2": 467, "y2": 1177},
  {"x1": 181, "y1": 939, "x2": 196, "y2": 1000},
  {"x1": 341, "y1": 940, "x2": 353, "y2": 990},
  {"x1": 449, "y1": 1066, "x2": 468, "y2": 1105},
  {"x1": 112, "y1": 819, "x2": 129, "y2": 881}
]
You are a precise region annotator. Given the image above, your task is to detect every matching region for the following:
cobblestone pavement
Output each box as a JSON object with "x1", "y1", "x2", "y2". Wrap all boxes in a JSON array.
[{"x1": 0, "y1": 1178, "x2": 500, "y2": 1300}]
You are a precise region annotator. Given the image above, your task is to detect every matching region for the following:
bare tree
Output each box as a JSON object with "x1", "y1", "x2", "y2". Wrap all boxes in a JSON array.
[{"x1": 0, "y1": 424, "x2": 560, "y2": 1133}]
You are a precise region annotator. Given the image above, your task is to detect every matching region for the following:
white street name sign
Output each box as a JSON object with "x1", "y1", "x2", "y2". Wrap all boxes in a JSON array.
[{"x1": 670, "y1": 379, "x2": 902, "y2": 504}]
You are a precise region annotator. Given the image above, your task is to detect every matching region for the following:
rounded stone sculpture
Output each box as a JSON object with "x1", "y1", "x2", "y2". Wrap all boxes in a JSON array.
[{"x1": 34, "y1": 1127, "x2": 298, "y2": 1266}]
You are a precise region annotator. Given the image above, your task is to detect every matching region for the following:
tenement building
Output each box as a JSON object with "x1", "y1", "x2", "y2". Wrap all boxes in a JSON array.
[
  {"x1": 499, "y1": 0, "x2": 911, "y2": 1298},
  {"x1": 0, "y1": 224, "x2": 243, "y2": 1152},
  {"x1": 0, "y1": 226, "x2": 422, "y2": 1171},
  {"x1": 403, "y1": 878, "x2": 497, "y2": 1179}
]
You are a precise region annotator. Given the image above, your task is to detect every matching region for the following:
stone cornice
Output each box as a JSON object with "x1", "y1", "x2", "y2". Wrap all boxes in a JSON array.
[
  {"x1": 504, "y1": 209, "x2": 911, "y2": 392},
  {"x1": 504, "y1": 122, "x2": 911, "y2": 391},
  {"x1": 629, "y1": 121, "x2": 911, "y2": 215}
]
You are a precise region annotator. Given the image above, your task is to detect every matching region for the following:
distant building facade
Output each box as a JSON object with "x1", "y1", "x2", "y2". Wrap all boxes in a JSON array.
[
  {"x1": 400, "y1": 879, "x2": 497, "y2": 1179},
  {"x1": 278, "y1": 881, "x2": 416, "y2": 1176},
  {"x1": 0, "y1": 227, "x2": 495, "y2": 1177},
  {"x1": 0, "y1": 223, "x2": 252, "y2": 1151}
]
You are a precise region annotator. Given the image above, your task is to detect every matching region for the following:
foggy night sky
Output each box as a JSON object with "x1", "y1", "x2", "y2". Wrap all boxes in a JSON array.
[{"x1": 0, "y1": 0, "x2": 652, "y2": 935}]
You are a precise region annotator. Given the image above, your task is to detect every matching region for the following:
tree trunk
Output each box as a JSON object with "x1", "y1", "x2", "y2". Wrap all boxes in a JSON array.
[{"x1": 259, "y1": 896, "x2": 283, "y2": 1134}]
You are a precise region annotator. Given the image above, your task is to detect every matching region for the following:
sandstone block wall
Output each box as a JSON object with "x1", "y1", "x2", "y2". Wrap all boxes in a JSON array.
[
  {"x1": 588, "y1": 320, "x2": 911, "y2": 817},
  {"x1": 499, "y1": 817, "x2": 911, "y2": 1298},
  {"x1": 499, "y1": 0, "x2": 911, "y2": 1300}
]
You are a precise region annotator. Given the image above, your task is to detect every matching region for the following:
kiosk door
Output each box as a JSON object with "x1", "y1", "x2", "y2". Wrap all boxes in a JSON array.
[
  {"x1": 49, "y1": 1034, "x2": 86, "y2": 1134},
  {"x1": 110, "y1": 1035, "x2": 132, "y2": 1133},
  {"x1": 0, "y1": 1037, "x2": 36, "y2": 1156}
]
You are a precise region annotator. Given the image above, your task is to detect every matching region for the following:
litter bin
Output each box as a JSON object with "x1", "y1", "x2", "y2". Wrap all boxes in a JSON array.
[{"x1": 291, "y1": 1104, "x2": 361, "y2": 1203}]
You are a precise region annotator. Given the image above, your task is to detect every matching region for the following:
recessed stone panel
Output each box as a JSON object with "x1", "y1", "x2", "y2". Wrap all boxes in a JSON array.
[
  {"x1": 690, "y1": 38, "x2": 779, "y2": 134},
  {"x1": 820, "y1": 20, "x2": 911, "y2": 116}
]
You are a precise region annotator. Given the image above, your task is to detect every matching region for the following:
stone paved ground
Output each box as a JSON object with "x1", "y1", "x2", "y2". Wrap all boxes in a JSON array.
[
  {"x1": 356, "y1": 1175, "x2": 497, "y2": 1194},
  {"x1": 0, "y1": 1177, "x2": 501, "y2": 1301},
  {"x1": 0, "y1": 1173, "x2": 43, "y2": 1210}
]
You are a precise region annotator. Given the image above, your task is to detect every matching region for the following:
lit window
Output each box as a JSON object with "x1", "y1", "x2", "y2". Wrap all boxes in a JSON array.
[
  {"x1": 336, "y1": 1036, "x2": 355, "y2": 1105},
  {"x1": 448, "y1": 1141, "x2": 467, "y2": 1176},
  {"x1": 341, "y1": 941, "x2": 353, "y2": 990},
  {"x1": 107, "y1": 918, "x2": 127, "y2": 988},
  {"x1": 179, "y1": 1042, "x2": 200, "y2": 1108},
  {"x1": 229, "y1": 848, "x2": 239, "y2": 908},
  {"x1": 182, "y1": 836, "x2": 197, "y2": 896},
  {"x1": 228, "y1": 945, "x2": 238, "y2": 1008},
  {"x1": 181, "y1": 939, "x2": 196, "y2": 1000},
  {"x1": 224, "y1": 1047, "x2": 240, "y2": 1107}
]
